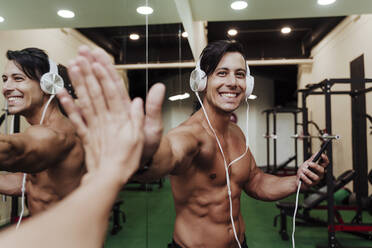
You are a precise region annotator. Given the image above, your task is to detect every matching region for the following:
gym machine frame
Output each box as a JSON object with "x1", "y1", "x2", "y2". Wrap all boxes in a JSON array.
[
  {"x1": 298, "y1": 74, "x2": 372, "y2": 248},
  {"x1": 263, "y1": 107, "x2": 302, "y2": 175}
]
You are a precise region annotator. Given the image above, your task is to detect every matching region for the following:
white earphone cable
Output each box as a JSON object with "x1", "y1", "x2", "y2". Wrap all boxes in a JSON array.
[
  {"x1": 292, "y1": 181, "x2": 302, "y2": 248},
  {"x1": 195, "y1": 92, "x2": 250, "y2": 248},
  {"x1": 17, "y1": 94, "x2": 55, "y2": 230}
]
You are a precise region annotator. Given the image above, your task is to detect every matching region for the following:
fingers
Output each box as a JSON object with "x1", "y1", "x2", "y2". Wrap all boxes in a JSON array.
[
  {"x1": 319, "y1": 154, "x2": 329, "y2": 167},
  {"x1": 307, "y1": 153, "x2": 316, "y2": 163},
  {"x1": 299, "y1": 173, "x2": 313, "y2": 185},
  {"x1": 131, "y1": 98, "x2": 145, "y2": 132},
  {"x1": 91, "y1": 62, "x2": 127, "y2": 114},
  {"x1": 300, "y1": 161, "x2": 325, "y2": 186},
  {"x1": 90, "y1": 48, "x2": 130, "y2": 104},
  {"x1": 57, "y1": 89, "x2": 87, "y2": 138},
  {"x1": 145, "y1": 83, "x2": 166, "y2": 122},
  {"x1": 67, "y1": 62, "x2": 96, "y2": 125},
  {"x1": 75, "y1": 56, "x2": 108, "y2": 115},
  {"x1": 78, "y1": 45, "x2": 95, "y2": 64}
]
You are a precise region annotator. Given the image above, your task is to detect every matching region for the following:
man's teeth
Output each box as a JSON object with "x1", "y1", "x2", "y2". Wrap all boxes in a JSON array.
[
  {"x1": 8, "y1": 96, "x2": 22, "y2": 101},
  {"x1": 220, "y1": 93, "x2": 237, "y2": 97}
]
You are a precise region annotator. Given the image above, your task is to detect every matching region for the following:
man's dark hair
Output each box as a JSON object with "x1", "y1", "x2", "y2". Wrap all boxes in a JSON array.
[
  {"x1": 199, "y1": 40, "x2": 246, "y2": 77},
  {"x1": 6, "y1": 47, "x2": 77, "y2": 115}
]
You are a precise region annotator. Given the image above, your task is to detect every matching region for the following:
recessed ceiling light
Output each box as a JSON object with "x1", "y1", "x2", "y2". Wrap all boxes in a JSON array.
[
  {"x1": 129, "y1": 33, "x2": 140, "y2": 40},
  {"x1": 136, "y1": 6, "x2": 153, "y2": 15},
  {"x1": 181, "y1": 31, "x2": 188, "y2": 38},
  {"x1": 281, "y1": 27, "x2": 291, "y2": 34},
  {"x1": 247, "y1": 94, "x2": 257, "y2": 100},
  {"x1": 0, "y1": 16, "x2": 4, "y2": 23},
  {"x1": 227, "y1": 29, "x2": 238, "y2": 36},
  {"x1": 169, "y1": 93, "x2": 190, "y2": 101},
  {"x1": 57, "y1": 9, "x2": 75, "y2": 18},
  {"x1": 317, "y1": 0, "x2": 336, "y2": 6},
  {"x1": 231, "y1": 1, "x2": 248, "y2": 10}
]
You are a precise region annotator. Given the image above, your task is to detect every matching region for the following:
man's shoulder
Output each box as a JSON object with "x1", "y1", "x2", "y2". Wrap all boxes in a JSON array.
[
  {"x1": 25, "y1": 120, "x2": 79, "y2": 148},
  {"x1": 168, "y1": 117, "x2": 204, "y2": 138}
]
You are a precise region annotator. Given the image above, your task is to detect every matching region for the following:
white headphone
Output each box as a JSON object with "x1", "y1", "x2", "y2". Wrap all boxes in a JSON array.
[
  {"x1": 40, "y1": 59, "x2": 64, "y2": 95},
  {"x1": 190, "y1": 60, "x2": 254, "y2": 98}
]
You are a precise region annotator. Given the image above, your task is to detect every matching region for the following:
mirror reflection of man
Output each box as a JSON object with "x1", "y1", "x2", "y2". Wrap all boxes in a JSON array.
[{"x1": 0, "y1": 48, "x2": 85, "y2": 219}]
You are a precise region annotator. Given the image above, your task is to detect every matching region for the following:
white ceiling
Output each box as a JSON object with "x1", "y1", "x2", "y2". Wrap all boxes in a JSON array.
[{"x1": 0, "y1": 0, "x2": 372, "y2": 30}]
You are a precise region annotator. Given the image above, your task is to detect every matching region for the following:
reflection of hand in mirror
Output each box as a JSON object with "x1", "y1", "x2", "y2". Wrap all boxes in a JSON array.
[
  {"x1": 58, "y1": 48, "x2": 146, "y2": 184},
  {"x1": 77, "y1": 46, "x2": 166, "y2": 166}
]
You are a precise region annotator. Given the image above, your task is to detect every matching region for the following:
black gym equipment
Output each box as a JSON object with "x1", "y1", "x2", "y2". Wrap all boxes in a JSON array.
[
  {"x1": 292, "y1": 55, "x2": 372, "y2": 248},
  {"x1": 110, "y1": 200, "x2": 126, "y2": 235},
  {"x1": 262, "y1": 107, "x2": 302, "y2": 175},
  {"x1": 274, "y1": 170, "x2": 361, "y2": 240}
]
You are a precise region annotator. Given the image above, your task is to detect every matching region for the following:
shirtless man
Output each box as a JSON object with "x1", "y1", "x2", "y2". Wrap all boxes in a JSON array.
[
  {"x1": 0, "y1": 48, "x2": 85, "y2": 217},
  {"x1": 76, "y1": 41, "x2": 329, "y2": 248}
]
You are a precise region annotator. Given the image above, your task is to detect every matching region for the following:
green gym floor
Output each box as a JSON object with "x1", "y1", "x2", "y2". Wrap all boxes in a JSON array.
[{"x1": 105, "y1": 179, "x2": 372, "y2": 248}]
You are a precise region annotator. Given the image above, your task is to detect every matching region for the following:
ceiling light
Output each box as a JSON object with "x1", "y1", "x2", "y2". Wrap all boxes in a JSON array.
[
  {"x1": 231, "y1": 1, "x2": 248, "y2": 10},
  {"x1": 317, "y1": 0, "x2": 336, "y2": 5},
  {"x1": 281, "y1": 27, "x2": 291, "y2": 34},
  {"x1": 227, "y1": 29, "x2": 238, "y2": 36},
  {"x1": 247, "y1": 94, "x2": 257, "y2": 100},
  {"x1": 136, "y1": 6, "x2": 153, "y2": 15},
  {"x1": 181, "y1": 31, "x2": 188, "y2": 38},
  {"x1": 169, "y1": 93, "x2": 190, "y2": 101},
  {"x1": 0, "y1": 16, "x2": 4, "y2": 23},
  {"x1": 129, "y1": 33, "x2": 140, "y2": 40},
  {"x1": 57, "y1": 9, "x2": 75, "y2": 18}
]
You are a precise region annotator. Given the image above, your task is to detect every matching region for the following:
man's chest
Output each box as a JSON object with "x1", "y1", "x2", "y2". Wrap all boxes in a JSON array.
[{"x1": 195, "y1": 137, "x2": 251, "y2": 187}]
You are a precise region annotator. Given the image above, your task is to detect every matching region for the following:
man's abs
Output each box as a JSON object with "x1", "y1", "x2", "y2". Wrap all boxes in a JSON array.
[{"x1": 173, "y1": 209, "x2": 245, "y2": 248}]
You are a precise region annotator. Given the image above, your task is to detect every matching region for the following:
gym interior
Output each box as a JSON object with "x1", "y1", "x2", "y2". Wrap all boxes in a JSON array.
[{"x1": 0, "y1": 0, "x2": 371, "y2": 247}]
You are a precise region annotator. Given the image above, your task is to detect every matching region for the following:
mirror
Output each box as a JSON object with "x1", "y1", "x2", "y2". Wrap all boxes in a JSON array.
[{"x1": 0, "y1": 0, "x2": 371, "y2": 247}]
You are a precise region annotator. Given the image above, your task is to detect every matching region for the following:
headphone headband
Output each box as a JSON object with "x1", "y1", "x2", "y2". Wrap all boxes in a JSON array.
[
  {"x1": 40, "y1": 58, "x2": 64, "y2": 95},
  {"x1": 48, "y1": 59, "x2": 58, "y2": 74}
]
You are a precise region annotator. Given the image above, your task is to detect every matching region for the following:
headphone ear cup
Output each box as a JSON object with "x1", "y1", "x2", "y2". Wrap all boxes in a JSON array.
[
  {"x1": 190, "y1": 68, "x2": 207, "y2": 92},
  {"x1": 245, "y1": 75, "x2": 254, "y2": 98},
  {"x1": 40, "y1": 72, "x2": 64, "y2": 95}
]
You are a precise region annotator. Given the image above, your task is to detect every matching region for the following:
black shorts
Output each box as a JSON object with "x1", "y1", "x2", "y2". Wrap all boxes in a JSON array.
[{"x1": 168, "y1": 236, "x2": 248, "y2": 248}]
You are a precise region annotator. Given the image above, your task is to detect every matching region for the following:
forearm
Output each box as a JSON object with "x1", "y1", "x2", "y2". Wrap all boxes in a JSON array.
[
  {"x1": 0, "y1": 173, "x2": 23, "y2": 196},
  {"x1": 0, "y1": 171, "x2": 123, "y2": 248},
  {"x1": 248, "y1": 173, "x2": 298, "y2": 201},
  {"x1": 133, "y1": 137, "x2": 175, "y2": 182}
]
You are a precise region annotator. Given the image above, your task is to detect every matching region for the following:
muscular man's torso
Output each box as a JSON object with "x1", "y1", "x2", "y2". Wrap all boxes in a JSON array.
[
  {"x1": 25, "y1": 117, "x2": 85, "y2": 215},
  {"x1": 170, "y1": 111, "x2": 255, "y2": 248}
]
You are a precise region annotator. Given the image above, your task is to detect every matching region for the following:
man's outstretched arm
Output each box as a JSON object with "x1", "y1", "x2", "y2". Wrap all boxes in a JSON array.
[
  {"x1": 0, "y1": 127, "x2": 76, "y2": 173},
  {"x1": 77, "y1": 46, "x2": 199, "y2": 182},
  {"x1": 244, "y1": 149, "x2": 329, "y2": 201}
]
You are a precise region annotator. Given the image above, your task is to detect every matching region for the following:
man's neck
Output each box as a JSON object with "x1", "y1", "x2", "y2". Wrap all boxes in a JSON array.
[
  {"x1": 26, "y1": 101, "x2": 61, "y2": 126},
  {"x1": 199, "y1": 100, "x2": 231, "y2": 136}
]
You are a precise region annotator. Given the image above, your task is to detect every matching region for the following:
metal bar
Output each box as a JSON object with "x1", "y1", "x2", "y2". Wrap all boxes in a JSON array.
[
  {"x1": 328, "y1": 78, "x2": 352, "y2": 84},
  {"x1": 302, "y1": 79, "x2": 328, "y2": 93},
  {"x1": 11, "y1": 115, "x2": 20, "y2": 222},
  {"x1": 352, "y1": 86, "x2": 372, "y2": 96},
  {"x1": 273, "y1": 111, "x2": 277, "y2": 171},
  {"x1": 308, "y1": 91, "x2": 352, "y2": 95},
  {"x1": 294, "y1": 113, "x2": 298, "y2": 170},
  {"x1": 350, "y1": 56, "x2": 368, "y2": 221},
  {"x1": 301, "y1": 92, "x2": 311, "y2": 161},
  {"x1": 266, "y1": 112, "x2": 270, "y2": 173},
  {"x1": 324, "y1": 80, "x2": 337, "y2": 248}
]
